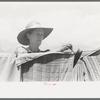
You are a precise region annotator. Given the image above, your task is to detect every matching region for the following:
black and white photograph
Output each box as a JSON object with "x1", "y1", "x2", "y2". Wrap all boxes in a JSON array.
[
  {"x1": 0, "y1": 2, "x2": 100, "y2": 82},
  {"x1": 0, "y1": 1, "x2": 100, "y2": 98}
]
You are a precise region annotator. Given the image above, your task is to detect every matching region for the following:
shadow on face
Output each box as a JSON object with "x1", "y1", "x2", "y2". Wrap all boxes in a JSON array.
[{"x1": 27, "y1": 28, "x2": 44, "y2": 47}]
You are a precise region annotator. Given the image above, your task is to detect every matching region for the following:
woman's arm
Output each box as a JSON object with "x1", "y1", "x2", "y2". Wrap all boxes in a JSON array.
[{"x1": 14, "y1": 46, "x2": 28, "y2": 57}]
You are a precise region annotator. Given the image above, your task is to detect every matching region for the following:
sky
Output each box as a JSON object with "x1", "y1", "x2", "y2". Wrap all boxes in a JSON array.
[{"x1": 0, "y1": 2, "x2": 100, "y2": 52}]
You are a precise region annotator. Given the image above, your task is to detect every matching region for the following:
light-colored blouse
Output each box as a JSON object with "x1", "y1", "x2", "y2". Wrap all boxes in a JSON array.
[{"x1": 15, "y1": 46, "x2": 50, "y2": 57}]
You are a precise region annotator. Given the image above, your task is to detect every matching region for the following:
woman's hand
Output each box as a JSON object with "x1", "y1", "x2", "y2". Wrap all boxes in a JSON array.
[{"x1": 57, "y1": 44, "x2": 74, "y2": 53}]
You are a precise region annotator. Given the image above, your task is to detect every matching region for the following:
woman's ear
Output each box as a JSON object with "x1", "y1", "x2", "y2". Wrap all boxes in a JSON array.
[{"x1": 27, "y1": 33, "x2": 30, "y2": 39}]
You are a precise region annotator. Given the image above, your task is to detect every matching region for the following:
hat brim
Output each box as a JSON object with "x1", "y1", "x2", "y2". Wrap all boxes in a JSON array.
[{"x1": 17, "y1": 27, "x2": 53, "y2": 45}]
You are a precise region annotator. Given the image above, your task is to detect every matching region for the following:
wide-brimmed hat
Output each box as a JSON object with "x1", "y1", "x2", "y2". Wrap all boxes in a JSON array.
[{"x1": 17, "y1": 21, "x2": 53, "y2": 45}]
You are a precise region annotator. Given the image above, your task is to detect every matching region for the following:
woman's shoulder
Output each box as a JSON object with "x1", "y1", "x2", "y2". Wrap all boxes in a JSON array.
[{"x1": 14, "y1": 46, "x2": 28, "y2": 55}]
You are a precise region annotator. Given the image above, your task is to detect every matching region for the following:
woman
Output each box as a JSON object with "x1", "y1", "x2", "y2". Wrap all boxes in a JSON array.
[
  {"x1": 15, "y1": 21, "x2": 74, "y2": 81},
  {"x1": 15, "y1": 21, "x2": 53, "y2": 56},
  {"x1": 15, "y1": 21, "x2": 73, "y2": 56}
]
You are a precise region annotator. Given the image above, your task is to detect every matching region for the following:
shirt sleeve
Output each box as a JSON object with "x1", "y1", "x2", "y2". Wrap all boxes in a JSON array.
[{"x1": 14, "y1": 46, "x2": 28, "y2": 57}]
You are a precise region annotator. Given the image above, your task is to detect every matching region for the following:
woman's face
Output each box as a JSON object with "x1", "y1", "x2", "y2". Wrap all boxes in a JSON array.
[{"x1": 27, "y1": 28, "x2": 44, "y2": 47}]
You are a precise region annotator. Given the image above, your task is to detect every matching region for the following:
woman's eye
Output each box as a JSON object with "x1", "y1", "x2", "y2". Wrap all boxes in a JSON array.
[{"x1": 37, "y1": 33, "x2": 44, "y2": 36}]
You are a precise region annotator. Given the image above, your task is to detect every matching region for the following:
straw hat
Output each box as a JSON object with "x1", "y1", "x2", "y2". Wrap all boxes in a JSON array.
[{"x1": 17, "y1": 21, "x2": 53, "y2": 45}]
